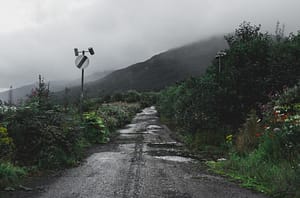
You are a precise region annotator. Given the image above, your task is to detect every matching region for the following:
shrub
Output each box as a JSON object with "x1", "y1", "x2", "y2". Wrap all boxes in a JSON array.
[
  {"x1": 83, "y1": 112, "x2": 109, "y2": 144},
  {"x1": 0, "y1": 126, "x2": 14, "y2": 160},
  {"x1": 140, "y1": 92, "x2": 159, "y2": 108},
  {"x1": 97, "y1": 102, "x2": 140, "y2": 131},
  {"x1": 236, "y1": 110, "x2": 262, "y2": 154},
  {"x1": 7, "y1": 103, "x2": 83, "y2": 168},
  {"x1": 210, "y1": 84, "x2": 300, "y2": 197},
  {"x1": 0, "y1": 162, "x2": 26, "y2": 189}
]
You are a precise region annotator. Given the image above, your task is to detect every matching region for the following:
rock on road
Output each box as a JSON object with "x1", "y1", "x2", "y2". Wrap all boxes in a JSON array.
[{"x1": 2, "y1": 107, "x2": 268, "y2": 198}]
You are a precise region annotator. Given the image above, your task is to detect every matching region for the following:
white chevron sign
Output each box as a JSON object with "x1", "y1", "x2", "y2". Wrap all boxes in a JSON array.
[{"x1": 75, "y1": 55, "x2": 89, "y2": 69}]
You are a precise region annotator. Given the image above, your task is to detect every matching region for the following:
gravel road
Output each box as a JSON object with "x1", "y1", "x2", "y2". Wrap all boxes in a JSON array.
[{"x1": 1, "y1": 107, "x2": 268, "y2": 198}]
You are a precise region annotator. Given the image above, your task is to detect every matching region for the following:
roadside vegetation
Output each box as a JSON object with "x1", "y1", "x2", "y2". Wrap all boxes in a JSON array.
[
  {"x1": 0, "y1": 78, "x2": 147, "y2": 189},
  {"x1": 158, "y1": 22, "x2": 300, "y2": 197}
]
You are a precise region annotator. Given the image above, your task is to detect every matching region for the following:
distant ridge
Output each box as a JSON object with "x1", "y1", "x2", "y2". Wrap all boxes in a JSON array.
[
  {"x1": 0, "y1": 70, "x2": 112, "y2": 103},
  {"x1": 1, "y1": 36, "x2": 228, "y2": 103},
  {"x1": 60, "y1": 36, "x2": 228, "y2": 98}
]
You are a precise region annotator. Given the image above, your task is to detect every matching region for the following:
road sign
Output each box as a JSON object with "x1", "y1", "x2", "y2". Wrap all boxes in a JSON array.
[{"x1": 75, "y1": 55, "x2": 89, "y2": 69}]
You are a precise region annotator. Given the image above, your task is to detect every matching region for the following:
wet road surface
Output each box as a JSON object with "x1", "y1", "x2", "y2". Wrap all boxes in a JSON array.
[{"x1": 1, "y1": 107, "x2": 268, "y2": 198}]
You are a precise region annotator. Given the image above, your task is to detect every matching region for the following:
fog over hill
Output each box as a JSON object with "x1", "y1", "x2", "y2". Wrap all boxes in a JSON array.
[{"x1": 54, "y1": 36, "x2": 228, "y2": 100}]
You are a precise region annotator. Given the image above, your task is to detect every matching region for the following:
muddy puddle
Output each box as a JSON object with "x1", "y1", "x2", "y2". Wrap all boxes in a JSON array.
[
  {"x1": 146, "y1": 147, "x2": 198, "y2": 164},
  {"x1": 146, "y1": 124, "x2": 163, "y2": 130},
  {"x1": 118, "y1": 128, "x2": 135, "y2": 134},
  {"x1": 154, "y1": 156, "x2": 194, "y2": 162}
]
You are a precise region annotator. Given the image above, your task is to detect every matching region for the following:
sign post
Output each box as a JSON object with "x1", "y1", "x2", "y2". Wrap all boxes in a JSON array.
[{"x1": 74, "y1": 48, "x2": 94, "y2": 119}]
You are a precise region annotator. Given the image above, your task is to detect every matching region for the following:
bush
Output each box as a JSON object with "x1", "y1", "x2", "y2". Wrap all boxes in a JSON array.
[
  {"x1": 0, "y1": 126, "x2": 14, "y2": 160},
  {"x1": 160, "y1": 77, "x2": 220, "y2": 132},
  {"x1": 158, "y1": 76, "x2": 224, "y2": 148},
  {"x1": 83, "y1": 112, "x2": 109, "y2": 144},
  {"x1": 6, "y1": 101, "x2": 83, "y2": 169},
  {"x1": 235, "y1": 110, "x2": 262, "y2": 154},
  {"x1": 140, "y1": 92, "x2": 159, "y2": 108},
  {"x1": 209, "y1": 84, "x2": 300, "y2": 198},
  {"x1": 0, "y1": 162, "x2": 26, "y2": 189},
  {"x1": 97, "y1": 102, "x2": 140, "y2": 131}
]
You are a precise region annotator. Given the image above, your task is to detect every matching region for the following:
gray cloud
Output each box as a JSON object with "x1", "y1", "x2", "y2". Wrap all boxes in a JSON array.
[{"x1": 0, "y1": 0, "x2": 300, "y2": 88}]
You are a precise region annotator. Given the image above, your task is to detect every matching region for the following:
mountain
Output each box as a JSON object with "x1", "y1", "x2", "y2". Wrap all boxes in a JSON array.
[
  {"x1": 61, "y1": 36, "x2": 228, "y2": 98},
  {"x1": 0, "y1": 70, "x2": 112, "y2": 103},
  {"x1": 2, "y1": 36, "x2": 228, "y2": 103}
]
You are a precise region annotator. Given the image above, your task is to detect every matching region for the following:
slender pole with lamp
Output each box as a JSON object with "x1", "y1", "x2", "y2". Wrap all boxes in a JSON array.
[
  {"x1": 74, "y1": 47, "x2": 95, "y2": 119},
  {"x1": 216, "y1": 51, "x2": 226, "y2": 73},
  {"x1": 215, "y1": 51, "x2": 227, "y2": 73}
]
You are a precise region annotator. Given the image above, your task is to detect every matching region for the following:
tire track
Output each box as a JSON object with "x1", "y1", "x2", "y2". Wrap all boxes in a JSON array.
[{"x1": 122, "y1": 135, "x2": 144, "y2": 198}]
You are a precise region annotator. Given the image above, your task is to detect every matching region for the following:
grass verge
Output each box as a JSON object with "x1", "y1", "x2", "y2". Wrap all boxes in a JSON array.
[{"x1": 206, "y1": 155, "x2": 300, "y2": 198}]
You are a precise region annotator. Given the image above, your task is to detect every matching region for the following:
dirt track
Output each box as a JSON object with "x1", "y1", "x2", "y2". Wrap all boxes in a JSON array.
[{"x1": 1, "y1": 107, "x2": 268, "y2": 198}]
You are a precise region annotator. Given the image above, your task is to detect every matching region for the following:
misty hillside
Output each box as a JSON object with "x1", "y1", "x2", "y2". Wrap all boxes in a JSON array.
[
  {"x1": 0, "y1": 70, "x2": 112, "y2": 103},
  {"x1": 62, "y1": 36, "x2": 227, "y2": 98}
]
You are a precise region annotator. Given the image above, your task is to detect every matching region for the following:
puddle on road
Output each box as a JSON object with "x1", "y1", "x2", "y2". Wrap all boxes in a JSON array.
[
  {"x1": 125, "y1": 123, "x2": 136, "y2": 129},
  {"x1": 154, "y1": 156, "x2": 194, "y2": 162},
  {"x1": 147, "y1": 149, "x2": 196, "y2": 163},
  {"x1": 136, "y1": 106, "x2": 158, "y2": 116},
  {"x1": 147, "y1": 142, "x2": 183, "y2": 149},
  {"x1": 119, "y1": 133, "x2": 138, "y2": 138},
  {"x1": 146, "y1": 125, "x2": 163, "y2": 130},
  {"x1": 118, "y1": 128, "x2": 135, "y2": 134}
]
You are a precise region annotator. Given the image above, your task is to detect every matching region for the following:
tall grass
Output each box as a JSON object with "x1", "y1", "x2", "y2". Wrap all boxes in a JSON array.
[{"x1": 211, "y1": 152, "x2": 300, "y2": 197}]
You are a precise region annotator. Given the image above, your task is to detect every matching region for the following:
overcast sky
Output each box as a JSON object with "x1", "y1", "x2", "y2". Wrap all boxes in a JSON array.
[{"x1": 0, "y1": 0, "x2": 299, "y2": 89}]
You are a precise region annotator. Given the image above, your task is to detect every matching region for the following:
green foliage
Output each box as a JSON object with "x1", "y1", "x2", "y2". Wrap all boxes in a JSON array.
[
  {"x1": 97, "y1": 102, "x2": 140, "y2": 131},
  {"x1": 0, "y1": 162, "x2": 26, "y2": 188},
  {"x1": 7, "y1": 103, "x2": 83, "y2": 168},
  {"x1": 208, "y1": 154, "x2": 299, "y2": 197},
  {"x1": 0, "y1": 76, "x2": 83, "y2": 168},
  {"x1": 210, "y1": 85, "x2": 300, "y2": 198},
  {"x1": 184, "y1": 130, "x2": 225, "y2": 152},
  {"x1": 158, "y1": 22, "x2": 300, "y2": 197},
  {"x1": 159, "y1": 22, "x2": 300, "y2": 147},
  {"x1": 217, "y1": 22, "x2": 300, "y2": 125},
  {"x1": 108, "y1": 90, "x2": 158, "y2": 107},
  {"x1": 0, "y1": 126, "x2": 14, "y2": 160},
  {"x1": 83, "y1": 112, "x2": 109, "y2": 144},
  {"x1": 0, "y1": 97, "x2": 141, "y2": 190},
  {"x1": 139, "y1": 92, "x2": 159, "y2": 108},
  {"x1": 28, "y1": 75, "x2": 51, "y2": 110},
  {"x1": 159, "y1": 76, "x2": 220, "y2": 133},
  {"x1": 122, "y1": 90, "x2": 141, "y2": 103},
  {"x1": 259, "y1": 84, "x2": 300, "y2": 162},
  {"x1": 235, "y1": 110, "x2": 262, "y2": 154}
]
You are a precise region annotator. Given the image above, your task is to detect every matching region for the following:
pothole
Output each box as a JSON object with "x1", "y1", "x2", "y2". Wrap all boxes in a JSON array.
[
  {"x1": 154, "y1": 156, "x2": 194, "y2": 162},
  {"x1": 147, "y1": 142, "x2": 183, "y2": 148},
  {"x1": 118, "y1": 128, "x2": 135, "y2": 134},
  {"x1": 147, "y1": 149, "x2": 188, "y2": 156},
  {"x1": 119, "y1": 133, "x2": 138, "y2": 137},
  {"x1": 146, "y1": 125, "x2": 163, "y2": 130},
  {"x1": 124, "y1": 123, "x2": 136, "y2": 129},
  {"x1": 146, "y1": 149, "x2": 196, "y2": 163}
]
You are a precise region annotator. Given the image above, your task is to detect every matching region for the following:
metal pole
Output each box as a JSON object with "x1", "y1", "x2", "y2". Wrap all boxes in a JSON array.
[
  {"x1": 218, "y1": 56, "x2": 221, "y2": 73},
  {"x1": 8, "y1": 86, "x2": 13, "y2": 106},
  {"x1": 81, "y1": 69, "x2": 84, "y2": 97},
  {"x1": 80, "y1": 68, "x2": 84, "y2": 119}
]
